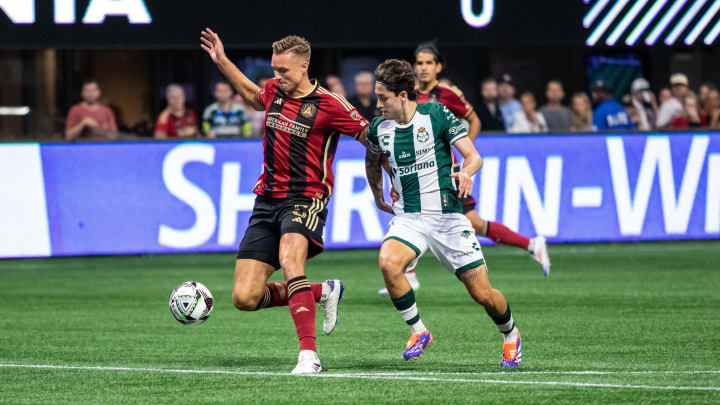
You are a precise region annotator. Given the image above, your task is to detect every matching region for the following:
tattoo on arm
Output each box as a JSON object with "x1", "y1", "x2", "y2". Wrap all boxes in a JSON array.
[{"x1": 365, "y1": 146, "x2": 385, "y2": 204}]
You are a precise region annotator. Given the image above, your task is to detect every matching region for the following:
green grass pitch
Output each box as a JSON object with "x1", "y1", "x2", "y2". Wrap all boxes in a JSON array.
[{"x1": 1, "y1": 241, "x2": 719, "y2": 404}]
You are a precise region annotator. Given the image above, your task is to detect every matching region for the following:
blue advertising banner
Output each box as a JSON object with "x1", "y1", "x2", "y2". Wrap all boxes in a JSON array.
[{"x1": 1, "y1": 133, "x2": 718, "y2": 258}]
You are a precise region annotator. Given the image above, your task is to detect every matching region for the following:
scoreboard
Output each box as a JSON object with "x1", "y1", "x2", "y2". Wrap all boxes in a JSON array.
[
  {"x1": 2, "y1": 1, "x2": 719, "y2": 48},
  {"x1": 0, "y1": 0, "x2": 584, "y2": 48}
]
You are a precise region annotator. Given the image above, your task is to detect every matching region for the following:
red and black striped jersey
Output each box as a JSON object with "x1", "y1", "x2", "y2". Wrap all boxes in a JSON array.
[
  {"x1": 254, "y1": 79, "x2": 368, "y2": 202},
  {"x1": 417, "y1": 83, "x2": 474, "y2": 119}
]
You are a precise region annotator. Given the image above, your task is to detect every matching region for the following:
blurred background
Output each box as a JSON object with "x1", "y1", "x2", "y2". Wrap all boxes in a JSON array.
[{"x1": 3, "y1": 0, "x2": 720, "y2": 140}]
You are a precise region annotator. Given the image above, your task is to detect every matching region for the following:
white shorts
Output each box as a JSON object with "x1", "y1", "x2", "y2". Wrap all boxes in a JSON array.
[{"x1": 383, "y1": 213, "x2": 486, "y2": 278}]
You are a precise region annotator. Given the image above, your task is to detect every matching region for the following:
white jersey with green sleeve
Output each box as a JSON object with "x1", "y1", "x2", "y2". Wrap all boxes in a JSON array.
[{"x1": 367, "y1": 102, "x2": 468, "y2": 214}]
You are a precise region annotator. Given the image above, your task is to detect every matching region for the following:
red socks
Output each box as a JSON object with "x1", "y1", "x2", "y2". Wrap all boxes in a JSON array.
[
  {"x1": 251, "y1": 277, "x2": 323, "y2": 352},
  {"x1": 486, "y1": 221, "x2": 531, "y2": 250},
  {"x1": 256, "y1": 282, "x2": 323, "y2": 309},
  {"x1": 287, "y1": 276, "x2": 316, "y2": 352}
]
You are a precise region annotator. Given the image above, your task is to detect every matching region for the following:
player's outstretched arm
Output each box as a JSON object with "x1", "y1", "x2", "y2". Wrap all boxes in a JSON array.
[
  {"x1": 451, "y1": 136, "x2": 483, "y2": 198},
  {"x1": 200, "y1": 28, "x2": 263, "y2": 111},
  {"x1": 365, "y1": 146, "x2": 393, "y2": 214}
]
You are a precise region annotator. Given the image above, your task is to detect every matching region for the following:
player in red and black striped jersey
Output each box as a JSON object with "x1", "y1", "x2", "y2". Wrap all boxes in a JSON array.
[
  {"x1": 378, "y1": 43, "x2": 551, "y2": 295},
  {"x1": 201, "y1": 29, "x2": 369, "y2": 374},
  {"x1": 254, "y1": 78, "x2": 366, "y2": 202}
]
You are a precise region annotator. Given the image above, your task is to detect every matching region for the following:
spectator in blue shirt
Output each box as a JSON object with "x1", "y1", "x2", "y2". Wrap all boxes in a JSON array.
[
  {"x1": 590, "y1": 80, "x2": 635, "y2": 131},
  {"x1": 203, "y1": 81, "x2": 250, "y2": 138},
  {"x1": 499, "y1": 74, "x2": 522, "y2": 130}
]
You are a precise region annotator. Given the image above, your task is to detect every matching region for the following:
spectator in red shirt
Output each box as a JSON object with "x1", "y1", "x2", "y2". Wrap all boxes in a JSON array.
[
  {"x1": 65, "y1": 79, "x2": 118, "y2": 140},
  {"x1": 154, "y1": 84, "x2": 199, "y2": 139},
  {"x1": 672, "y1": 92, "x2": 707, "y2": 129}
]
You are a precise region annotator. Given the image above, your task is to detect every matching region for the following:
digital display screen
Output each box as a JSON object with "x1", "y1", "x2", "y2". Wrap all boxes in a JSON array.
[
  {"x1": 0, "y1": 0, "x2": 587, "y2": 48},
  {"x1": 584, "y1": 0, "x2": 720, "y2": 46}
]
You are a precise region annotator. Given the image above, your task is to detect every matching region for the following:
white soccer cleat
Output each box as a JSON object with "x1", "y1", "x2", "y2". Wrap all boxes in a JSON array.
[
  {"x1": 378, "y1": 272, "x2": 420, "y2": 296},
  {"x1": 319, "y1": 279, "x2": 343, "y2": 335},
  {"x1": 291, "y1": 350, "x2": 322, "y2": 374},
  {"x1": 530, "y1": 236, "x2": 551, "y2": 276}
]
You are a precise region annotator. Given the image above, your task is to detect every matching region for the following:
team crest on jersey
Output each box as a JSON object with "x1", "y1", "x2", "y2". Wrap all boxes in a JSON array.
[
  {"x1": 300, "y1": 103, "x2": 317, "y2": 119},
  {"x1": 416, "y1": 127, "x2": 429, "y2": 143},
  {"x1": 381, "y1": 135, "x2": 390, "y2": 146},
  {"x1": 462, "y1": 230, "x2": 472, "y2": 239},
  {"x1": 429, "y1": 94, "x2": 438, "y2": 102},
  {"x1": 351, "y1": 110, "x2": 359, "y2": 120}
]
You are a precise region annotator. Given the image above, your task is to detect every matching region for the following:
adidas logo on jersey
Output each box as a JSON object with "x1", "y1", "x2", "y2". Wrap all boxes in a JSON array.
[{"x1": 399, "y1": 151, "x2": 411, "y2": 160}]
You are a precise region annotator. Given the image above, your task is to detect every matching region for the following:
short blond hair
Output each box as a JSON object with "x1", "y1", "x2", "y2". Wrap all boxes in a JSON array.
[{"x1": 272, "y1": 35, "x2": 311, "y2": 60}]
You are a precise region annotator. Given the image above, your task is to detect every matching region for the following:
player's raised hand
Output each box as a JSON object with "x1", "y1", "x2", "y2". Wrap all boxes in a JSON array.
[
  {"x1": 200, "y1": 28, "x2": 226, "y2": 64},
  {"x1": 451, "y1": 170, "x2": 473, "y2": 199}
]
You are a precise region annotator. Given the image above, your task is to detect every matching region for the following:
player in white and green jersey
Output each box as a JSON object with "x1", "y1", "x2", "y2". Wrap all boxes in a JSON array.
[
  {"x1": 369, "y1": 103, "x2": 466, "y2": 215},
  {"x1": 378, "y1": 42, "x2": 549, "y2": 297},
  {"x1": 365, "y1": 59, "x2": 522, "y2": 367}
]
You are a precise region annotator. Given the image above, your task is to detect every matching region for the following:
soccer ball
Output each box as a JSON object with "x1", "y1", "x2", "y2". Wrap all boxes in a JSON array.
[{"x1": 169, "y1": 281, "x2": 214, "y2": 325}]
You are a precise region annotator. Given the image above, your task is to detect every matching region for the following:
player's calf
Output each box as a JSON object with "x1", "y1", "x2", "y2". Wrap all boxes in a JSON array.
[{"x1": 460, "y1": 265, "x2": 522, "y2": 367}]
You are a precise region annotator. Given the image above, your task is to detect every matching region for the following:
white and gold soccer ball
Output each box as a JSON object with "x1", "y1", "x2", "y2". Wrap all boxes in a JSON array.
[{"x1": 169, "y1": 281, "x2": 214, "y2": 325}]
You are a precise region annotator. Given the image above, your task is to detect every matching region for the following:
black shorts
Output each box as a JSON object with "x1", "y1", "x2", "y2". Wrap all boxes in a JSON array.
[
  {"x1": 237, "y1": 195, "x2": 327, "y2": 269},
  {"x1": 453, "y1": 164, "x2": 477, "y2": 214}
]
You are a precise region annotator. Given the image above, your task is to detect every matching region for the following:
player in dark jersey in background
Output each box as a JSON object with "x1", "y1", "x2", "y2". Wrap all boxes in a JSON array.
[
  {"x1": 379, "y1": 42, "x2": 550, "y2": 295},
  {"x1": 201, "y1": 29, "x2": 369, "y2": 374}
]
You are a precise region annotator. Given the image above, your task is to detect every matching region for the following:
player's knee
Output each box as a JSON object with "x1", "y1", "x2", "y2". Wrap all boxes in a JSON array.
[
  {"x1": 232, "y1": 290, "x2": 260, "y2": 311},
  {"x1": 378, "y1": 252, "x2": 406, "y2": 277}
]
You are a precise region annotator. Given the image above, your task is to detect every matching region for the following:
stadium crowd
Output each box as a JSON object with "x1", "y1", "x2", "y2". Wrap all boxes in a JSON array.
[{"x1": 64, "y1": 69, "x2": 719, "y2": 141}]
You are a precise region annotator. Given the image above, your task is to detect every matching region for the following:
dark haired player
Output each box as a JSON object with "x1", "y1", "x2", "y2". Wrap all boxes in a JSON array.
[
  {"x1": 365, "y1": 59, "x2": 522, "y2": 367},
  {"x1": 201, "y1": 29, "x2": 369, "y2": 373},
  {"x1": 378, "y1": 43, "x2": 551, "y2": 296}
]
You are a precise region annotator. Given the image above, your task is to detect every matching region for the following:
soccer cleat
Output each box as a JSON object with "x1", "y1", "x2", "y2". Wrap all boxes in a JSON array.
[
  {"x1": 403, "y1": 330, "x2": 433, "y2": 360},
  {"x1": 530, "y1": 236, "x2": 551, "y2": 276},
  {"x1": 319, "y1": 279, "x2": 344, "y2": 335},
  {"x1": 378, "y1": 271, "x2": 420, "y2": 296},
  {"x1": 501, "y1": 332, "x2": 522, "y2": 367},
  {"x1": 291, "y1": 350, "x2": 322, "y2": 374}
]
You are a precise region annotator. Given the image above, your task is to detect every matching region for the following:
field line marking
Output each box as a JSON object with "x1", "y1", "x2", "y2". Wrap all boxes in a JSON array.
[
  {"x1": 1, "y1": 364, "x2": 719, "y2": 392},
  {"x1": 367, "y1": 370, "x2": 720, "y2": 376}
]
